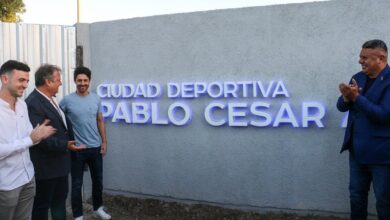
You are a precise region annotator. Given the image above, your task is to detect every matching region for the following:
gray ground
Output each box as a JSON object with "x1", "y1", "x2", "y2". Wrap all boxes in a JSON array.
[{"x1": 64, "y1": 193, "x2": 348, "y2": 220}]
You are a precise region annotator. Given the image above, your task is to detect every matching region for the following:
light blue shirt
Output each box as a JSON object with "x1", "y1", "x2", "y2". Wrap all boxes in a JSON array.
[{"x1": 60, "y1": 92, "x2": 102, "y2": 148}]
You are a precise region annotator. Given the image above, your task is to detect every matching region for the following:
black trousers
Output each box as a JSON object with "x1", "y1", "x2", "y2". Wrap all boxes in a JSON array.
[
  {"x1": 32, "y1": 176, "x2": 68, "y2": 220},
  {"x1": 71, "y1": 147, "x2": 103, "y2": 218}
]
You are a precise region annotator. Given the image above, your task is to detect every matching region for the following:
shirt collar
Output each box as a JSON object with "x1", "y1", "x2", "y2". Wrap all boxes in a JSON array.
[
  {"x1": 35, "y1": 88, "x2": 53, "y2": 102},
  {"x1": 0, "y1": 97, "x2": 22, "y2": 109}
]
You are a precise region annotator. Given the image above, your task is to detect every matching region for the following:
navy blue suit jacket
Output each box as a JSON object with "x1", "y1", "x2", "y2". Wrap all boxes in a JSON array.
[
  {"x1": 337, "y1": 65, "x2": 390, "y2": 164},
  {"x1": 25, "y1": 89, "x2": 74, "y2": 179}
]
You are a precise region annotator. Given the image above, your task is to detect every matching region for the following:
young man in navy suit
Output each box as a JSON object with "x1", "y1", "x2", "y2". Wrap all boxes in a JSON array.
[
  {"x1": 26, "y1": 64, "x2": 85, "y2": 220},
  {"x1": 337, "y1": 39, "x2": 390, "y2": 220}
]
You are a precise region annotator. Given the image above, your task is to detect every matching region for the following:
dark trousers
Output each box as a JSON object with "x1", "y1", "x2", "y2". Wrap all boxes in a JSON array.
[
  {"x1": 32, "y1": 176, "x2": 68, "y2": 220},
  {"x1": 349, "y1": 154, "x2": 390, "y2": 220},
  {"x1": 71, "y1": 147, "x2": 103, "y2": 218}
]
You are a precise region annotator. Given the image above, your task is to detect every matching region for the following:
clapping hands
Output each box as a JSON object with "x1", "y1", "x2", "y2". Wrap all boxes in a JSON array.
[
  {"x1": 339, "y1": 78, "x2": 360, "y2": 102},
  {"x1": 30, "y1": 119, "x2": 56, "y2": 144}
]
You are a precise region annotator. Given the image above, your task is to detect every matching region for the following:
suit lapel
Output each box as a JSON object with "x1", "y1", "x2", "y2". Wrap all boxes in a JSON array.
[
  {"x1": 34, "y1": 90, "x2": 68, "y2": 130},
  {"x1": 364, "y1": 65, "x2": 390, "y2": 99},
  {"x1": 355, "y1": 73, "x2": 367, "y2": 94}
]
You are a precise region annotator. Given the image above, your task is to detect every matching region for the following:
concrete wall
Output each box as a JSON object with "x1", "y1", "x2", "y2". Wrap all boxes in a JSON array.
[{"x1": 77, "y1": 0, "x2": 390, "y2": 215}]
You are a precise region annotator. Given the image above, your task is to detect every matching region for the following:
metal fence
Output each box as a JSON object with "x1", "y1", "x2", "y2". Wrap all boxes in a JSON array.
[{"x1": 0, "y1": 22, "x2": 76, "y2": 99}]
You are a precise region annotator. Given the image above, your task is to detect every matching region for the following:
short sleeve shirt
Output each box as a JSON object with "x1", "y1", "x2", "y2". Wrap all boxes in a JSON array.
[{"x1": 60, "y1": 92, "x2": 102, "y2": 148}]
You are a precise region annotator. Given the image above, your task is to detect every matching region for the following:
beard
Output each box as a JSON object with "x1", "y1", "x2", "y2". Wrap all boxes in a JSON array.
[
  {"x1": 77, "y1": 85, "x2": 88, "y2": 93},
  {"x1": 8, "y1": 84, "x2": 23, "y2": 98}
]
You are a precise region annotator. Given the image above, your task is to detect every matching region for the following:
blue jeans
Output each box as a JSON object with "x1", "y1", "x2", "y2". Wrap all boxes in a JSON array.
[
  {"x1": 349, "y1": 154, "x2": 390, "y2": 220},
  {"x1": 71, "y1": 147, "x2": 103, "y2": 218}
]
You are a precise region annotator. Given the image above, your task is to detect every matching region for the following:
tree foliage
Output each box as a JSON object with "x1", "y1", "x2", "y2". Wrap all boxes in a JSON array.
[{"x1": 0, "y1": 0, "x2": 26, "y2": 22}]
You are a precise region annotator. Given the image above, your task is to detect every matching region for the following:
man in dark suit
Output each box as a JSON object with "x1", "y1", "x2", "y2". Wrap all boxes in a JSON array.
[
  {"x1": 26, "y1": 64, "x2": 85, "y2": 220},
  {"x1": 337, "y1": 39, "x2": 390, "y2": 220}
]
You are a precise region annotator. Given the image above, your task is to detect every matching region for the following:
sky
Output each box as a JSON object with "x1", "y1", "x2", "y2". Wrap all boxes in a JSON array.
[{"x1": 21, "y1": 0, "x2": 329, "y2": 25}]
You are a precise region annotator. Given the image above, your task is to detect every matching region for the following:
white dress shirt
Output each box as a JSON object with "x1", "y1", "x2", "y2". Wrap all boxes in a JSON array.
[{"x1": 0, "y1": 98, "x2": 34, "y2": 190}]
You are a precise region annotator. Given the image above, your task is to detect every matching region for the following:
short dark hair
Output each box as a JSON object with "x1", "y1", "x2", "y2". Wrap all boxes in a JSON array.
[
  {"x1": 35, "y1": 64, "x2": 61, "y2": 87},
  {"x1": 362, "y1": 39, "x2": 388, "y2": 53},
  {"x1": 74, "y1": 66, "x2": 91, "y2": 81},
  {"x1": 0, "y1": 60, "x2": 30, "y2": 76}
]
